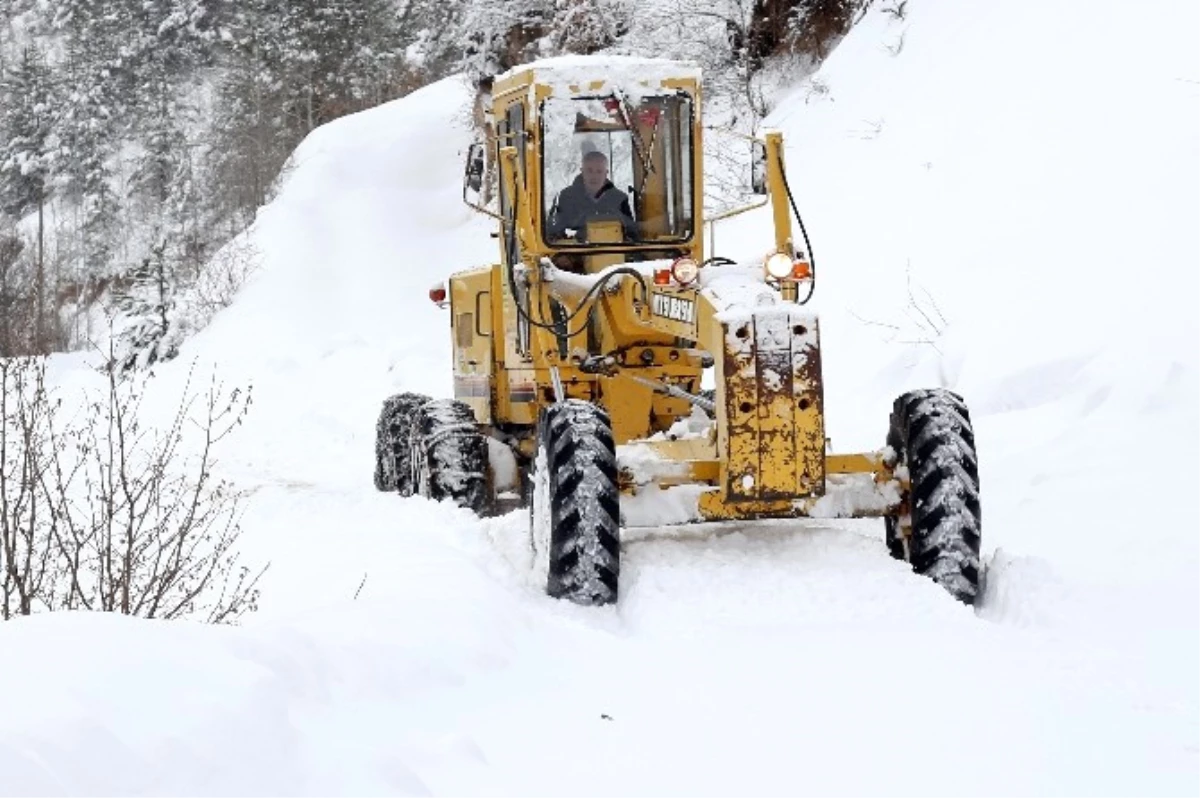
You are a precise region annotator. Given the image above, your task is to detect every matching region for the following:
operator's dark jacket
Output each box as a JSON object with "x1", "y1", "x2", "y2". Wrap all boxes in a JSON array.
[{"x1": 546, "y1": 176, "x2": 637, "y2": 241}]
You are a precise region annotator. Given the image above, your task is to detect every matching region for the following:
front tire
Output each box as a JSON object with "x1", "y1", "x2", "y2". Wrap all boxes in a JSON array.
[
  {"x1": 531, "y1": 400, "x2": 621, "y2": 606},
  {"x1": 885, "y1": 389, "x2": 982, "y2": 605}
]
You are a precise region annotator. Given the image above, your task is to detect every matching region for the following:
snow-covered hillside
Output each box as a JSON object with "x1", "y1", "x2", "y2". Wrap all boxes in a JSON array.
[{"x1": 2, "y1": 0, "x2": 1197, "y2": 795}]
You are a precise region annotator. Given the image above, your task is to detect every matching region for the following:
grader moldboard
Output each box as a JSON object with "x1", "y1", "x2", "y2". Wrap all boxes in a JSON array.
[{"x1": 374, "y1": 56, "x2": 982, "y2": 606}]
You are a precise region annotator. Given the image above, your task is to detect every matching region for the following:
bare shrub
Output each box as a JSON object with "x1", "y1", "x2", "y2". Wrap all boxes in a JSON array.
[
  {"x1": 883, "y1": 28, "x2": 906, "y2": 57},
  {"x1": 850, "y1": 263, "x2": 948, "y2": 351},
  {"x1": 187, "y1": 235, "x2": 260, "y2": 327},
  {"x1": 805, "y1": 76, "x2": 832, "y2": 103},
  {"x1": 0, "y1": 358, "x2": 67, "y2": 616},
  {"x1": 881, "y1": 0, "x2": 908, "y2": 21},
  {"x1": 0, "y1": 355, "x2": 265, "y2": 623},
  {"x1": 849, "y1": 262, "x2": 953, "y2": 385}
]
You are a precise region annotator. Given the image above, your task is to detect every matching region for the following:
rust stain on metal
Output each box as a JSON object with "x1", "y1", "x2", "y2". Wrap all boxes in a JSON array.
[
  {"x1": 754, "y1": 312, "x2": 799, "y2": 499},
  {"x1": 792, "y1": 325, "x2": 825, "y2": 496},
  {"x1": 718, "y1": 312, "x2": 827, "y2": 503},
  {"x1": 723, "y1": 320, "x2": 759, "y2": 500}
]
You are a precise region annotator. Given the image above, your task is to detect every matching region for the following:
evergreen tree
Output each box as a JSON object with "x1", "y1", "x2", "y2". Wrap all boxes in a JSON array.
[
  {"x1": 0, "y1": 45, "x2": 53, "y2": 219},
  {"x1": 112, "y1": 243, "x2": 177, "y2": 373},
  {"x1": 552, "y1": 0, "x2": 631, "y2": 55},
  {"x1": 403, "y1": 0, "x2": 468, "y2": 75},
  {"x1": 208, "y1": 3, "x2": 290, "y2": 228},
  {"x1": 459, "y1": 0, "x2": 554, "y2": 78},
  {"x1": 0, "y1": 45, "x2": 55, "y2": 350},
  {"x1": 55, "y1": 49, "x2": 120, "y2": 277}
]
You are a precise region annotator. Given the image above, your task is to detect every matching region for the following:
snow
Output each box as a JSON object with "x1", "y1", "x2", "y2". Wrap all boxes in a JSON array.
[
  {"x1": 485, "y1": 437, "x2": 519, "y2": 492},
  {"x1": 646, "y1": 403, "x2": 713, "y2": 440},
  {"x1": 616, "y1": 441, "x2": 690, "y2": 485},
  {"x1": 498, "y1": 54, "x2": 702, "y2": 97},
  {"x1": 2, "y1": 1, "x2": 1198, "y2": 795},
  {"x1": 807, "y1": 473, "x2": 902, "y2": 519}
]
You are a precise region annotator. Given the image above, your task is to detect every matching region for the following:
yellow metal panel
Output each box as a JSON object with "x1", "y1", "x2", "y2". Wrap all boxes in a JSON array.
[
  {"x1": 616, "y1": 437, "x2": 718, "y2": 491},
  {"x1": 585, "y1": 220, "x2": 625, "y2": 274},
  {"x1": 791, "y1": 317, "x2": 825, "y2": 495},
  {"x1": 602, "y1": 374, "x2": 655, "y2": 443},
  {"x1": 450, "y1": 268, "x2": 494, "y2": 423},
  {"x1": 765, "y1": 131, "x2": 794, "y2": 257},
  {"x1": 500, "y1": 367, "x2": 538, "y2": 425},
  {"x1": 724, "y1": 319, "x2": 760, "y2": 500},
  {"x1": 696, "y1": 489, "x2": 897, "y2": 521},
  {"x1": 753, "y1": 312, "x2": 798, "y2": 496},
  {"x1": 624, "y1": 435, "x2": 716, "y2": 461},
  {"x1": 718, "y1": 310, "x2": 825, "y2": 502},
  {"x1": 826, "y1": 452, "x2": 887, "y2": 475},
  {"x1": 646, "y1": 286, "x2": 700, "y2": 339},
  {"x1": 698, "y1": 491, "x2": 794, "y2": 520}
]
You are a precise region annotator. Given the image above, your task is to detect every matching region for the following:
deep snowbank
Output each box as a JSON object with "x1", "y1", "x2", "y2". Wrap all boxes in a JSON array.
[
  {"x1": 172, "y1": 75, "x2": 497, "y2": 490},
  {"x1": 721, "y1": 0, "x2": 1200, "y2": 595},
  {"x1": 2, "y1": 1, "x2": 1197, "y2": 795}
]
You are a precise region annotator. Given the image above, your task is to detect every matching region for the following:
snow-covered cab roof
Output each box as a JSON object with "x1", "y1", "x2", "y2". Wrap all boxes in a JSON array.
[{"x1": 491, "y1": 55, "x2": 702, "y2": 101}]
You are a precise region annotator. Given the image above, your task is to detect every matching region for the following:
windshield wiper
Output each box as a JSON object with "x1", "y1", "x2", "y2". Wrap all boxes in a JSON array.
[{"x1": 611, "y1": 89, "x2": 659, "y2": 177}]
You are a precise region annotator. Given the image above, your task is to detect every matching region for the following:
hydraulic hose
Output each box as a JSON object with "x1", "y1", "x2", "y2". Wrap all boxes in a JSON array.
[
  {"x1": 779, "y1": 169, "x2": 817, "y2": 305},
  {"x1": 503, "y1": 188, "x2": 648, "y2": 344}
]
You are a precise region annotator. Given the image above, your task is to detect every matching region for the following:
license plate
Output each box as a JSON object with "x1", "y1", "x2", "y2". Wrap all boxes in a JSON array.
[{"x1": 652, "y1": 293, "x2": 696, "y2": 324}]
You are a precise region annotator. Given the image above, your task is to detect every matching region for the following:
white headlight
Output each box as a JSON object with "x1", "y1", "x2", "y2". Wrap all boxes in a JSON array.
[
  {"x1": 765, "y1": 252, "x2": 793, "y2": 279},
  {"x1": 671, "y1": 257, "x2": 699, "y2": 285}
]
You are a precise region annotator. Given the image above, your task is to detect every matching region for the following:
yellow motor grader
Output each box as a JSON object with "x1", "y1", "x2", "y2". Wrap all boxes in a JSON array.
[{"x1": 374, "y1": 56, "x2": 982, "y2": 606}]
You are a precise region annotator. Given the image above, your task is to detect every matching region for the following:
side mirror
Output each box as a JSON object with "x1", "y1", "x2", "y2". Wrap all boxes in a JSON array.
[
  {"x1": 464, "y1": 142, "x2": 485, "y2": 194},
  {"x1": 750, "y1": 140, "x2": 767, "y2": 195},
  {"x1": 462, "y1": 142, "x2": 500, "y2": 219}
]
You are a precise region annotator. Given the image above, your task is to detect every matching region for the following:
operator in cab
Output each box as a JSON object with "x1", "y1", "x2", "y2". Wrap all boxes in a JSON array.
[{"x1": 545, "y1": 150, "x2": 637, "y2": 242}]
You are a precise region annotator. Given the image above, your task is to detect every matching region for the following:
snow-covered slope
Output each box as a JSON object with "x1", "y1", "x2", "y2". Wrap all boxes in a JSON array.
[{"x1": 2, "y1": 1, "x2": 1197, "y2": 795}]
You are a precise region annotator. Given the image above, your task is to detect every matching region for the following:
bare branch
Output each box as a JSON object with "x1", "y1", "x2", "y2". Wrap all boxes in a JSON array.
[{"x1": 0, "y1": 353, "x2": 261, "y2": 626}]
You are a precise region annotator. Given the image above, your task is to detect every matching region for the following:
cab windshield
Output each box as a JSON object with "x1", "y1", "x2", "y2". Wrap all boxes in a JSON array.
[{"x1": 542, "y1": 92, "x2": 694, "y2": 246}]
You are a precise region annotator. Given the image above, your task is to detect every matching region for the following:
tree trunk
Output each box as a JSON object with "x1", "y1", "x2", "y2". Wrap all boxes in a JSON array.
[{"x1": 35, "y1": 195, "x2": 45, "y2": 353}]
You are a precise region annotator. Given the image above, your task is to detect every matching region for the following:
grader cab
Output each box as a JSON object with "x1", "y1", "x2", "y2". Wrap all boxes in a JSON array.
[{"x1": 374, "y1": 56, "x2": 982, "y2": 607}]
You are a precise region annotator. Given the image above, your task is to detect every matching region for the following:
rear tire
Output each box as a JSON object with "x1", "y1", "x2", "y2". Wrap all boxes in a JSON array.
[
  {"x1": 531, "y1": 400, "x2": 621, "y2": 606},
  {"x1": 885, "y1": 389, "x2": 982, "y2": 605},
  {"x1": 410, "y1": 398, "x2": 491, "y2": 514},
  {"x1": 374, "y1": 392, "x2": 431, "y2": 494}
]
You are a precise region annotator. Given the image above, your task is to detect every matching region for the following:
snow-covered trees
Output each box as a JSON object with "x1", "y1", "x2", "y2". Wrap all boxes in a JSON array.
[
  {"x1": 0, "y1": 45, "x2": 55, "y2": 352},
  {"x1": 0, "y1": 0, "x2": 871, "y2": 361},
  {"x1": 207, "y1": 0, "x2": 413, "y2": 228},
  {"x1": 0, "y1": 46, "x2": 52, "y2": 219},
  {"x1": 551, "y1": 0, "x2": 632, "y2": 56},
  {"x1": 788, "y1": 0, "x2": 873, "y2": 59}
]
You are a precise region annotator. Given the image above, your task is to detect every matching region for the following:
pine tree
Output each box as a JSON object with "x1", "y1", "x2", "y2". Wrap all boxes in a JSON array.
[
  {"x1": 403, "y1": 0, "x2": 468, "y2": 75},
  {"x1": 0, "y1": 46, "x2": 53, "y2": 219},
  {"x1": 112, "y1": 243, "x2": 177, "y2": 373},
  {"x1": 0, "y1": 45, "x2": 55, "y2": 350},
  {"x1": 551, "y1": 0, "x2": 631, "y2": 55},
  {"x1": 208, "y1": 2, "x2": 292, "y2": 228},
  {"x1": 345, "y1": 0, "x2": 415, "y2": 108},
  {"x1": 458, "y1": 0, "x2": 554, "y2": 78}
]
